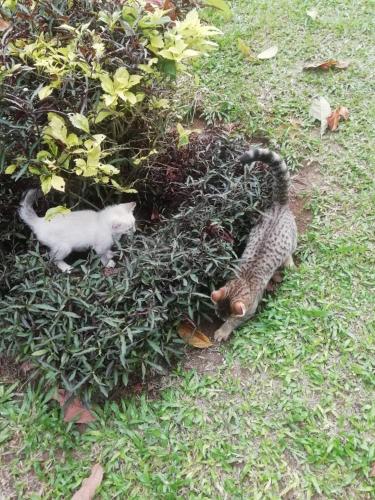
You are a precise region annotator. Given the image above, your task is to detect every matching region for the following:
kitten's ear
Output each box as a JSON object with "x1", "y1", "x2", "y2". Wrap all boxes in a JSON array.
[
  {"x1": 232, "y1": 301, "x2": 246, "y2": 317},
  {"x1": 122, "y1": 202, "x2": 136, "y2": 212},
  {"x1": 211, "y1": 287, "x2": 226, "y2": 303}
]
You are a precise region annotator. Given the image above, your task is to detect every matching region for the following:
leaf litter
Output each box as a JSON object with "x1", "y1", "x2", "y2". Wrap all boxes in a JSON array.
[
  {"x1": 306, "y1": 7, "x2": 318, "y2": 20},
  {"x1": 304, "y1": 59, "x2": 350, "y2": 70},
  {"x1": 310, "y1": 97, "x2": 349, "y2": 134},
  {"x1": 71, "y1": 463, "x2": 104, "y2": 500},
  {"x1": 54, "y1": 389, "x2": 96, "y2": 424},
  {"x1": 178, "y1": 321, "x2": 213, "y2": 348},
  {"x1": 0, "y1": 17, "x2": 10, "y2": 31},
  {"x1": 327, "y1": 106, "x2": 350, "y2": 131},
  {"x1": 257, "y1": 46, "x2": 278, "y2": 60},
  {"x1": 309, "y1": 96, "x2": 332, "y2": 136}
]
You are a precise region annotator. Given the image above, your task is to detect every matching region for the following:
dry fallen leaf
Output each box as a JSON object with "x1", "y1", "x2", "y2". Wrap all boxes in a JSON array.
[
  {"x1": 72, "y1": 464, "x2": 104, "y2": 500},
  {"x1": 0, "y1": 17, "x2": 11, "y2": 31},
  {"x1": 327, "y1": 106, "x2": 350, "y2": 131},
  {"x1": 327, "y1": 109, "x2": 340, "y2": 131},
  {"x1": 163, "y1": 0, "x2": 176, "y2": 20},
  {"x1": 203, "y1": 223, "x2": 234, "y2": 244},
  {"x1": 257, "y1": 46, "x2": 278, "y2": 60},
  {"x1": 309, "y1": 96, "x2": 332, "y2": 136},
  {"x1": 20, "y1": 361, "x2": 34, "y2": 375},
  {"x1": 103, "y1": 266, "x2": 120, "y2": 277},
  {"x1": 304, "y1": 59, "x2": 350, "y2": 71},
  {"x1": 178, "y1": 321, "x2": 213, "y2": 348},
  {"x1": 337, "y1": 106, "x2": 350, "y2": 120},
  {"x1": 54, "y1": 389, "x2": 96, "y2": 424},
  {"x1": 306, "y1": 8, "x2": 318, "y2": 20},
  {"x1": 370, "y1": 462, "x2": 375, "y2": 477}
]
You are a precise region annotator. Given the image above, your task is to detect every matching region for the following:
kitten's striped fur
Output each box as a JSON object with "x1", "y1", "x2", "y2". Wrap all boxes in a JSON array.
[{"x1": 211, "y1": 148, "x2": 297, "y2": 342}]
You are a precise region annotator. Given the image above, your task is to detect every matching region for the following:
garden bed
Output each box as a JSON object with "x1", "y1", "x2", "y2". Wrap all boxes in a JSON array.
[
  {"x1": 0, "y1": 129, "x2": 276, "y2": 400},
  {"x1": 0, "y1": 1, "x2": 277, "y2": 400}
]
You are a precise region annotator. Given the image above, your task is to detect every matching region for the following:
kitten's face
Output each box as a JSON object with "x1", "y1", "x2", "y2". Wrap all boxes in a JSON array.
[
  {"x1": 211, "y1": 285, "x2": 248, "y2": 321},
  {"x1": 110, "y1": 202, "x2": 136, "y2": 235}
]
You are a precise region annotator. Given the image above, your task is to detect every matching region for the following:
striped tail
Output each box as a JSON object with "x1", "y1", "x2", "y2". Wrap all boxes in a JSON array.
[
  {"x1": 240, "y1": 147, "x2": 290, "y2": 205},
  {"x1": 19, "y1": 189, "x2": 41, "y2": 227}
]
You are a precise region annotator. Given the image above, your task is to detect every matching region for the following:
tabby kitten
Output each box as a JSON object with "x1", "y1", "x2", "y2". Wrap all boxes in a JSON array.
[{"x1": 211, "y1": 147, "x2": 297, "y2": 342}]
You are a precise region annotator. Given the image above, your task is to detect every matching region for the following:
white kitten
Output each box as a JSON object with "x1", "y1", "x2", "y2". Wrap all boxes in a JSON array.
[{"x1": 19, "y1": 189, "x2": 136, "y2": 273}]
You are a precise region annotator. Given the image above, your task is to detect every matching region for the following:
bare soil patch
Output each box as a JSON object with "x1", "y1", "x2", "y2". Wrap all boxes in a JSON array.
[
  {"x1": 290, "y1": 159, "x2": 324, "y2": 233},
  {"x1": 0, "y1": 434, "x2": 45, "y2": 499},
  {"x1": 183, "y1": 348, "x2": 225, "y2": 375}
]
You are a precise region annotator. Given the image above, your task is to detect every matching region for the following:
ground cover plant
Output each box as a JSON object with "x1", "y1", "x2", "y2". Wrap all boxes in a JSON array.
[
  {"x1": 0, "y1": 0, "x2": 374, "y2": 498},
  {"x1": 0, "y1": 131, "x2": 275, "y2": 399}
]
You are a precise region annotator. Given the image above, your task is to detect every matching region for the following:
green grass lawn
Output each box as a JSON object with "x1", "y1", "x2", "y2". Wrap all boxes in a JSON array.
[{"x1": 1, "y1": 0, "x2": 374, "y2": 497}]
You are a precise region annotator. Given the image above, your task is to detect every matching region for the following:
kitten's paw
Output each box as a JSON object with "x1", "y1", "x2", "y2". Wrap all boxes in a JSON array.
[
  {"x1": 214, "y1": 329, "x2": 230, "y2": 343},
  {"x1": 57, "y1": 263, "x2": 72, "y2": 273},
  {"x1": 106, "y1": 259, "x2": 116, "y2": 268}
]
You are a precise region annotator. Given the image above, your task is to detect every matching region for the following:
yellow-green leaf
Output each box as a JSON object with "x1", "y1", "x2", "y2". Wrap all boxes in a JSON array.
[
  {"x1": 36, "y1": 150, "x2": 51, "y2": 161},
  {"x1": 100, "y1": 73, "x2": 114, "y2": 94},
  {"x1": 103, "y1": 94, "x2": 117, "y2": 107},
  {"x1": 114, "y1": 67, "x2": 130, "y2": 86},
  {"x1": 128, "y1": 74, "x2": 142, "y2": 88},
  {"x1": 29, "y1": 166, "x2": 42, "y2": 175},
  {"x1": 99, "y1": 163, "x2": 120, "y2": 175},
  {"x1": 45, "y1": 113, "x2": 68, "y2": 144},
  {"x1": 5, "y1": 164, "x2": 17, "y2": 174},
  {"x1": 40, "y1": 175, "x2": 52, "y2": 194},
  {"x1": 203, "y1": 0, "x2": 232, "y2": 18},
  {"x1": 92, "y1": 134, "x2": 106, "y2": 145},
  {"x1": 94, "y1": 110, "x2": 113, "y2": 124},
  {"x1": 32, "y1": 349, "x2": 48, "y2": 357},
  {"x1": 38, "y1": 85, "x2": 54, "y2": 100},
  {"x1": 111, "y1": 179, "x2": 137, "y2": 193},
  {"x1": 66, "y1": 133, "x2": 81, "y2": 147},
  {"x1": 51, "y1": 174, "x2": 65, "y2": 192},
  {"x1": 45, "y1": 205, "x2": 71, "y2": 221},
  {"x1": 238, "y1": 38, "x2": 255, "y2": 60},
  {"x1": 68, "y1": 113, "x2": 90, "y2": 133}
]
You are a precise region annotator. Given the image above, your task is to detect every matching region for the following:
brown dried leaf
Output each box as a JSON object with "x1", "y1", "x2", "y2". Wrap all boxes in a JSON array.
[
  {"x1": 71, "y1": 463, "x2": 104, "y2": 500},
  {"x1": 203, "y1": 223, "x2": 234, "y2": 243},
  {"x1": 304, "y1": 59, "x2": 350, "y2": 71},
  {"x1": 151, "y1": 207, "x2": 160, "y2": 222},
  {"x1": 103, "y1": 267, "x2": 120, "y2": 277},
  {"x1": 20, "y1": 361, "x2": 34, "y2": 375},
  {"x1": 0, "y1": 17, "x2": 10, "y2": 31},
  {"x1": 370, "y1": 462, "x2": 375, "y2": 477},
  {"x1": 327, "y1": 109, "x2": 340, "y2": 131},
  {"x1": 327, "y1": 106, "x2": 350, "y2": 131},
  {"x1": 163, "y1": 0, "x2": 177, "y2": 20},
  {"x1": 178, "y1": 322, "x2": 213, "y2": 348},
  {"x1": 54, "y1": 389, "x2": 96, "y2": 424},
  {"x1": 338, "y1": 106, "x2": 350, "y2": 120}
]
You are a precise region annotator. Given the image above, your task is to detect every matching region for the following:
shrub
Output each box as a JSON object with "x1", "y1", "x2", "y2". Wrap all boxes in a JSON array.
[
  {"x1": 0, "y1": 133, "x2": 274, "y2": 400},
  {"x1": 0, "y1": 0, "x2": 220, "y2": 193}
]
